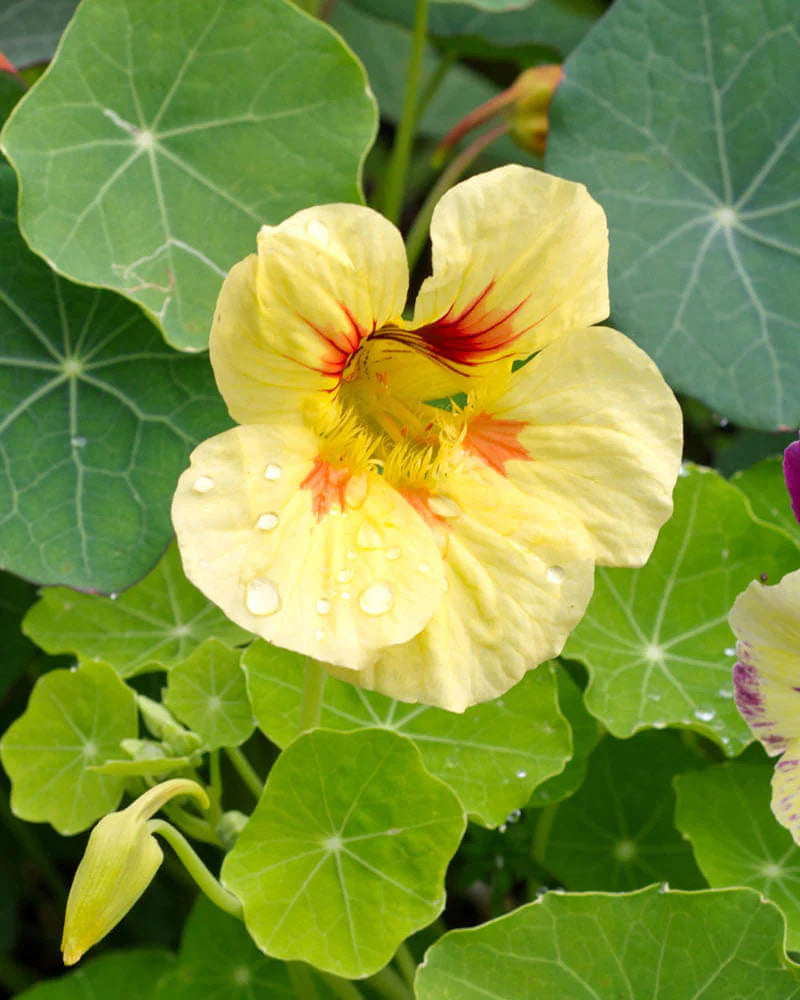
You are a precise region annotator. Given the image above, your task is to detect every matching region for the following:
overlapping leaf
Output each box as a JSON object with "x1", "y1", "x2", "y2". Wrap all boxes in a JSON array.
[
  {"x1": 416, "y1": 886, "x2": 800, "y2": 999},
  {"x1": 733, "y1": 456, "x2": 800, "y2": 546},
  {"x1": 566, "y1": 465, "x2": 800, "y2": 752},
  {"x1": 0, "y1": 571, "x2": 37, "y2": 695},
  {"x1": 23, "y1": 542, "x2": 247, "y2": 675},
  {"x1": 547, "y1": 0, "x2": 800, "y2": 430},
  {"x1": 165, "y1": 639, "x2": 254, "y2": 749},
  {"x1": 244, "y1": 641, "x2": 570, "y2": 828},
  {"x1": 676, "y1": 757, "x2": 800, "y2": 951},
  {"x1": 16, "y1": 950, "x2": 174, "y2": 1000},
  {"x1": 2, "y1": 0, "x2": 377, "y2": 349},
  {"x1": 0, "y1": 165, "x2": 233, "y2": 592},
  {"x1": 0, "y1": 661, "x2": 137, "y2": 834},
  {"x1": 0, "y1": 0, "x2": 77, "y2": 67},
  {"x1": 537, "y1": 730, "x2": 705, "y2": 891},
  {"x1": 222, "y1": 727, "x2": 465, "y2": 978}
]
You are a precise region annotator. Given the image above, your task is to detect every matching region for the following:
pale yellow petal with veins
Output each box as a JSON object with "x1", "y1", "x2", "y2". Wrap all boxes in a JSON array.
[
  {"x1": 211, "y1": 204, "x2": 408, "y2": 424},
  {"x1": 172, "y1": 424, "x2": 445, "y2": 670},
  {"x1": 410, "y1": 165, "x2": 608, "y2": 368},
  {"x1": 327, "y1": 459, "x2": 595, "y2": 711},
  {"x1": 465, "y1": 326, "x2": 683, "y2": 567}
]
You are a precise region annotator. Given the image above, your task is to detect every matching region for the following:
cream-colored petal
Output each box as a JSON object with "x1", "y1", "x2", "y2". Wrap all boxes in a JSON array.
[
  {"x1": 410, "y1": 165, "x2": 608, "y2": 368},
  {"x1": 327, "y1": 459, "x2": 595, "y2": 711},
  {"x1": 464, "y1": 326, "x2": 682, "y2": 568},
  {"x1": 729, "y1": 570, "x2": 800, "y2": 755},
  {"x1": 772, "y1": 741, "x2": 800, "y2": 846},
  {"x1": 211, "y1": 204, "x2": 409, "y2": 424},
  {"x1": 172, "y1": 425, "x2": 444, "y2": 670}
]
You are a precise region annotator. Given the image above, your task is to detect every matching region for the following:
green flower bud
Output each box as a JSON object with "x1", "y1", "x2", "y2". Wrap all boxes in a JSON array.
[{"x1": 61, "y1": 778, "x2": 208, "y2": 965}]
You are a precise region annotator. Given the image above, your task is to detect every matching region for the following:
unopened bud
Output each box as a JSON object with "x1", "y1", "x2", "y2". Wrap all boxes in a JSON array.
[
  {"x1": 61, "y1": 779, "x2": 208, "y2": 965},
  {"x1": 508, "y1": 65, "x2": 563, "y2": 157}
]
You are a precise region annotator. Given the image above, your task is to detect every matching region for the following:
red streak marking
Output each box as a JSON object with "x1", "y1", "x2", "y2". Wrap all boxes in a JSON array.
[
  {"x1": 401, "y1": 489, "x2": 451, "y2": 533},
  {"x1": 464, "y1": 412, "x2": 530, "y2": 476},
  {"x1": 290, "y1": 302, "x2": 368, "y2": 379},
  {"x1": 301, "y1": 458, "x2": 351, "y2": 520}
]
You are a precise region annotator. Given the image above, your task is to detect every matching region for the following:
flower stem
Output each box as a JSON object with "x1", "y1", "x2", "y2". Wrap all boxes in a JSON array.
[
  {"x1": 147, "y1": 819, "x2": 243, "y2": 919},
  {"x1": 299, "y1": 658, "x2": 326, "y2": 734},
  {"x1": 405, "y1": 122, "x2": 508, "y2": 273},
  {"x1": 319, "y1": 972, "x2": 367, "y2": 1000},
  {"x1": 365, "y1": 965, "x2": 414, "y2": 1000},
  {"x1": 224, "y1": 745, "x2": 264, "y2": 800},
  {"x1": 532, "y1": 802, "x2": 559, "y2": 863},
  {"x1": 416, "y1": 50, "x2": 456, "y2": 123},
  {"x1": 381, "y1": 0, "x2": 429, "y2": 224}
]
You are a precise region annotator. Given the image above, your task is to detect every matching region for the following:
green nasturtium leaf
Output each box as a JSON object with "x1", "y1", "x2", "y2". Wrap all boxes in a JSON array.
[
  {"x1": 0, "y1": 661, "x2": 137, "y2": 834},
  {"x1": 733, "y1": 456, "x2": 800, "y2": 547},
  {"x1": 0, "y1": 0, "x2": 77, "y2": 67},
  {"x1": 2, "y1": 0, "x2": 377, "y2": 350},
  {"x1": 222, "y1": 727, "x2": 465, "y2": 978},
  {"x1": 23, "y1": 542, "x2": 247, "y2": 676},
  {"x1": 15, "y1": 949, "x2": 174, "y2": 1000},
  {"x1": 243, "y1": 641, "x2": 570, "y2": 828},
  {"x1": 0, "y1": 164, "x2": 232, "y2": 593},
  {"x1": 537, "y1": 730, "x2": 705, "y2": 892},
  {"x1": 415, "y1": 886, "x2": 800, "y2": 999},
  {"x1": 566, "y1": 465, "x2": 800, "y2": 753},
  {"x1": 527, "y1": 666, "x2": 603, "y2": 808},
  {"x1": 675, "y1": 757, "x2": 800, "y2": 951},
  {"x1": 165, "y1": 639, "x2": 254, "y2": 750},
  {"x1": 547, "y1": 0, "x2": 800, "y2": 430},
  {"x1": 154, "y1": 897, "x2": 298, "y2": 1000}
]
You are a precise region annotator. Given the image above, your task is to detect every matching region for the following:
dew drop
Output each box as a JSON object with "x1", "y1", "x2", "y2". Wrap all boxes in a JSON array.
[
  {"x1": 345, "y1": 474, "x2": 367, "y2": 510},
  {"x1": 718, "y1": 687, "x2": 733, "y2": 699},
  {"x1": 193, "y1": 475, "x2": 214, "y2": 493},
  {"x1": 109, "y1": 592, "x2": 119, "y2": 601},
  {"x1": 428, "y1": 495, "x2": 461, "y2": 518},
  {"x1": 419, "y1": 561, "x2": 431, "y2": 574},
  {"x1": 264, "y1": 463, "x2": 282, "y2": 481},
  {"x1": 387, "y1": 546, "x2": 401, "y2": 561},
  {"x1": 341, "y1": 591, "x2": 351, "y2": 600},
  {"x1": 359, "y1": 581, "x2": 394, "y2": 616},
  {"x1": 498, "y1": 825, "x2": 507, "y2": 835},
  {"x1": 515, "y1": 769, "x2": 527, "y2": 779},
  {"x1": 71, "y1": 435, "x2": 87, "y2": 448},
  {"x1": 347, "y1": 550, "x2": 357, "y2": 561},
  {"x1": 256, "y1": 512, "x2": 279, "y2": 531},
  {"x1": 357, "y1": 522, "x2": 383, "y2": 549},
  {"x1": 337, "y1": 569, "x2": 354, "y2": 583},
  {"x1": 246, "y1": 578, "x2": 281, "y2": 616},
  {"x1": 649, "y1": 692, "x2": 662, "y2": 702},
  {"x1": 694, "y1": 708, "x2": 715, "y2": 722},
  {"x1": 316, "y1": 598, "x2": 331, "y2": 615},
  {"x1": 724, "y1": 647, "x2": 736, "y2": 657},
  {"x1": 678, "y1": 463, "x2": 689, "y2": 478},
  {"x1": 306, "y1": 219, "x2": 330, "y2": 244},
  {"x1": 315, "y1": 628, "x2": 326, "y2": 641},
  {"x1": 546, "y1": 565, "x2": 565, "y2": 585},
  {"x1": 442, "y1": 577, "x2": 449, "y2": 592}
]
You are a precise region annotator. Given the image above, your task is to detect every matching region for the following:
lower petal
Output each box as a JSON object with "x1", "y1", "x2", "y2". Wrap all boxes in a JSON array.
[
  {"x1": 729, "y1": 570, "x2": 800, "y2": 755},
  {"x1": 172, "y1": 425, "x2": 445, "y2": 670},
  {"x1": 327, "y1": 460, "x2": 595, "y2": 711}
]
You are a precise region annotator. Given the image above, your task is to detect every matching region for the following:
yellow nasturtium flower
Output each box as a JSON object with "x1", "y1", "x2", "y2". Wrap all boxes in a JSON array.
[{"x1": 173, "y1": 165, "x2": 682, "y2": 711}]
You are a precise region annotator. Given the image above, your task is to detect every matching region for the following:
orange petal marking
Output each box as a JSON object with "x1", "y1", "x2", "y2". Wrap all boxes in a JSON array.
[
  {"x1": 463, "y1": 411, "x2": 530, "y2": 476},
  {"x1": 301, "y1": 458, "x2": 351, "y2": 520}
]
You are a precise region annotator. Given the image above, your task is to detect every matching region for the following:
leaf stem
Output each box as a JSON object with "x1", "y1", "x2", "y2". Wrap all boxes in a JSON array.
[
  {"x1": 381, "y1": 0, "x2": 429, "y2": 224},
  {"x1": 405, "y1": 122, "x2": 508, "y2": 272},
  {"x1": 162, "y1": 801, "x2": 222, "y2": 846},
  {"x1": 299, "y1": 658, "x2": 326, "y2": 734},
  {"x1": 365, "y1": 965, "x2": 414, "y2": 1000},
  {"x1": 224, "y1": 745, "x2": 264, "y2": 800},
  {"x1": 147, "y1": 819, "x2": 243, "y2": 918},
  {"x1": 287, "y1": 962, "x2": 321, "y2": 999},
  {"x1": 319, "y1": 972, "x2": 367, "y2": 1000},
  {"x1": 416, "y1": 50, "x2": 456, "y2": 123},
  {"x1": 532, "y1": 802, "x2": 559, "y2": 864},
  {"x1": 394, "y1": 941, "x2": 417, "y2": 988}
]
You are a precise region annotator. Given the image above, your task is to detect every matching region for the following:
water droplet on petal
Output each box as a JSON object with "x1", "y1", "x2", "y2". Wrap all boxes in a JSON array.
[
  {"x1": 419, "y1": 562, "x2": 431, "y2": 574},
  {"x1": 341, "y1": 591, "x2": 351, "y2": 600},
  {"x1": 246, "y1": 578, "x2": 281, "y2": 616},
  {"x1": 694, "y1": 708, "x2": 715, "y2": 722},
  {"x1": 306, "y1": 219, "x2": 329, "y2": 244},
  {"x1": 316, "y1": 598, "x2": 331, "y2": 615},
  {"x1": 345, "y1": 474, "x2": 367, "y2": 510},
  {"x1": 315, "y1": 628, "x2": 326, "y2": 641},
  {"x1": 256, "y1": 512, "x2": 279, "y2": 531},
  {"x1": 337, "y1": 569, "x2": 354, "y2": 583},
  {"x1": 546, "y1": 565, "x2": 565, "y2": 584},
  {"x1": 442, "y1": 577, "x2": 449, "y2": 592},
  {"x1": 359, "y1": 581, "x2": 394, "y2": 616},
  {"x1": 264, "y1": 463, "x2": 281, "y2": 481},
  {"x1": 347, "y1": 550, "x2": 357, "y2": 561},
  {"x1": 357, "y1": 522, "x2": 383, "y2": 550},
  {"x1": 387, "y1": 546, "x2": 401, "y2": 561},
  {"x1": 193, "y1": 475, "x2": 214, "y2": 493},
  {"x1": 428, "y1": 495, "x2": 461, "y2": 518}
]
